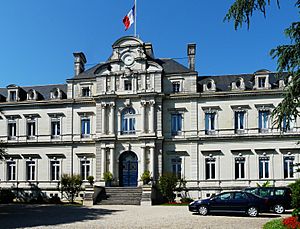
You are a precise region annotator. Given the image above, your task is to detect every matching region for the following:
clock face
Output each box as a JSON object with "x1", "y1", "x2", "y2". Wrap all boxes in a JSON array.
[{"x1": 122, "y1": 53, "x2": 134, "y2": 66}]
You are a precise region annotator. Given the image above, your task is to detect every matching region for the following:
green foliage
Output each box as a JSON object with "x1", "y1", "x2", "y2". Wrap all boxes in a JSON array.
[
  {"x1": 87, "y1": 176, "x2": 94, "y2": 185},
  {"x1": 225, "y1": 0, "x2": 300, "y2": 130},
  {"x1": 140, "y1": 170, "x2": 152, "y2": 184},
  {"x1": 180, "y1": 197, "x2": 193, "y2": 203},
  {"x1": 256, "y1": 181, "x2": 272, "y2": 187},
  {"x1": 289, "y1": 179, "x2": 300, "y2": 210},
  {"x1": 60, "y1": 174, "x2": 83, "y2": 203},
  {"x1": 103, "y1": 172, "x2": 113, "y2": 181},
  {"x1": 263, "y1": 218, "x2": 285, "y2": 229},
  {"x1": 158, "y1": 173, "x2": 178, "y2": 203}
]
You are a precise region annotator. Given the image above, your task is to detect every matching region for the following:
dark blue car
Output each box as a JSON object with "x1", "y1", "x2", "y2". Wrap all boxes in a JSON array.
[{"x1": 189, "y1": 191, "x2": 269, "y2": 217}]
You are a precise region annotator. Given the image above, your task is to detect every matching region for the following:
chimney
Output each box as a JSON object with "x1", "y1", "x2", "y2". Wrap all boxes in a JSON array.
[
  {"x1": 187, "y1": 43, "x2": 196, "y2": 71},
  {"x1": 144, "y1": 43, "x2": 154, "y2": 58},
  {"x1": 73, "y1": 52, "x2": 87, "y2": 76}
]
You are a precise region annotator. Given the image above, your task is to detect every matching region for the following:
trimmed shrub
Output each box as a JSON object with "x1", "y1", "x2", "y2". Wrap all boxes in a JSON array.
[
  {"x1": 60, "y1": 174, "x2": 83, "y2": 203},
  {"x1": 289, "y1": 179, "x2": 300, "y2": 220},
  {"x1": 0, "y1": 189, "x2": 15, "y2": 203},
  {"x1": 158, "y1": 173, "x2": 178, "y2": 203}
]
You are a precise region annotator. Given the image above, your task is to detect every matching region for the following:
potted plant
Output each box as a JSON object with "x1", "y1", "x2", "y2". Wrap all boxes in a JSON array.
[
  {"x1": 140, "y1": 170, "x2": 152, "y2": 185},
  {"x1": 87, "y1": 175, "x2": 94, "y2": 186},
  {"x1": 103, "y1": 172, "x2": 113, "y2": 187}
]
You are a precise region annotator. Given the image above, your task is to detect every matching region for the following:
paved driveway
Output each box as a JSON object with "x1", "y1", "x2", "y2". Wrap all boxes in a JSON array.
[{"x1": 0, "y1": 204, "x2": 287, "y2": 229}]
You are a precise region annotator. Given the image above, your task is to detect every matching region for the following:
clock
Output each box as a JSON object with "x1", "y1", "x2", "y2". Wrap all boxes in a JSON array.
[{"x1": 122, "y1": 53, "x2": 134, "y2": 66}]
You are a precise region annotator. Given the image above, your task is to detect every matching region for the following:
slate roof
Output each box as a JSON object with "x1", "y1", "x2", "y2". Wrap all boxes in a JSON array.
[
  {"x1": 198, "y1": 72, "x2": 285, "y2": 92},
  {"x1": 0, "y1": 84, "x2": 67, "y2": 101},
  {"x1": 73, "y1": 58, "x2": 192, "y2": 79}
]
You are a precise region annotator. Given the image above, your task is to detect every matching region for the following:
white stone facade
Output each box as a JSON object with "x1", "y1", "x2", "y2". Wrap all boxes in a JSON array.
[{"x1": 0, "y1": 37, "x2": 299, "y2": 199}]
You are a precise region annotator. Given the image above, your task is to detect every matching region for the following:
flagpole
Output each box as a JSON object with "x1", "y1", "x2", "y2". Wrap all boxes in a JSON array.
[{"x1": 134, "y1": 0, "x2": 137, "y2": 37}]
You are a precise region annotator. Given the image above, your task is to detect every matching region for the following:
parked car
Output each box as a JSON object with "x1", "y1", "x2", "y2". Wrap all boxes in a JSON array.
[
  {"x1": 244, "y1": 187, "x2": 292, "y2": 214},
  {"x1": 188, "y1": 191, "x2": 268, "y2": 217}
]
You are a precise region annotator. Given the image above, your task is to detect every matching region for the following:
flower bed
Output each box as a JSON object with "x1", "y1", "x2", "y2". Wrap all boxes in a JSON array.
[
  {"x1": 264, "y1": 217, "x2": 300, "y2": 229},
  {"x1": 282, "y1": 217, "x2": 300, "y2": 229}
]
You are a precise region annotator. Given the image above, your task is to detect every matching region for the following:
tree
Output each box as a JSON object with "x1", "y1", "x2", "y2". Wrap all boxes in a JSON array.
[
  {"x1": 224, "y1": 0, "x2": 300, "y2": 130},
  {"x1": 60, "y1": 174, "x2": 83, "y2": 203},
  {"x1": 158, "y1": 173, "x2": 178, "y2": 203}
]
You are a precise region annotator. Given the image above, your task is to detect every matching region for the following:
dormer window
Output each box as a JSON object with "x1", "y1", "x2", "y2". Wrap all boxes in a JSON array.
[
  {"x1": 9, "y1": 91, "x2": 17, "y2": 101},
  {"x1": 172, "y1": 81, "x2": 181, "y2": 93},
  {"x1": 203, "y1": 79, "x2": 216, "y2": 92},
  {"x1": 27, "y1": 90, "x2": 36, "y2": 100},
  {"x1": 50, "y1": 88, "x2": 61, "y2": 99},
  {"x1": 258, "y1": 77, "x2": 266, "y2": 88},
  {"x1": 82, "y1": 87, "x2": 91, "y2": 97}
]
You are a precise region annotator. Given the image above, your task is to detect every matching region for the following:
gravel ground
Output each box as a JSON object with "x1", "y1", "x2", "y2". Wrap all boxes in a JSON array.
[{"x1": 0, "y1": 204, "x2": 286, "y2": 229}]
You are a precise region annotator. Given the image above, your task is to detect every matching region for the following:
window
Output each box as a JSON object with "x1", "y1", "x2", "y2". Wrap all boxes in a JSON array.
[
  {"x1": 50, "y1": 160, "x2": 60, "y2": 181},
  {"x1": 234, "y1": 192, "x2": 247, "y2": 200},
  {"x1": 26, "y1": 160, "x2": 36, "y2": 181},
  {"x1": 121, "y1": 108, "x2": 136, "y2": 134},
  {"x1": 7, "y1": 161, "x2": 16, "y2": 181},
  {"x1": 172, "y1": 82, "x2": 181, "y2": 93},
  {"x1": 51, "y1": 118, "x2": 61, "y2": 138},
  {"x1": 282, "y1": 115, "x2": 295, "y2": 132},
  {"x1": 235, "y1": 157, "x2": 245, "y2": 179},
  {"x1": 124, "y1": 80, "x2": 132, "y2": 91},
  {"x1": 82, "y1": 87, "x2": 91, "y2": 97},
  {"x1": 216, "y1": 193, "x2": 231, "y2": 201},
  {"x1": 258, "y1": 77, "x2": 266, "y2": 88},
  {"x1": 171, "y1": 157, "x2": 182, "y2": 179},
  {"x1": 234, "y1": 111, "x2": 245, "y2": 133},
  {"x1": 284, "y1": 156, "x2": 294, "y2": 178},
  {"x1": 171, "y1": 113, "x2": 183, "y2": 135},
  {"x1": 8, "y1": 119, "x2": 17, "y2": 140},
  {"x1": 80, "y1": 159, "x2": 90, "y2": 180},
  {"x1": 258, "y1": 110, "x2": 269, "y2": 133},
  {"x1": 27, "y1": 118, "x2": 36, "y2": 139},
  {"x1": 146, "y1": 75, "x2": 151, "y2": 90},
  {"x1": 205, "y1": 157, "x2": 216, "y2": 179},
  {"x1": 81, "y1": 117, "x2": 91, "y2": 137},
  {"x1": 259, "y1": 157, "x2": 270, "y2": 179},
  {"x1": 9, "y1": 91, "x2": 17, "y2": 101},
  {"x1": 205, "y1": 112, "x2": 216, "y2": 135}
]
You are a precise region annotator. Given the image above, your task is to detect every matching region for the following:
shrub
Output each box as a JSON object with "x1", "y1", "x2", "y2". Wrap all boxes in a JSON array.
[
  {"x1": 60, "y1": 174, "x2": 83, "y2": 203},
  {"x1": 103, "y1": 172, "x2": 113, "y2": 181},
  {"x1": 263, "y1": 219, "x2": 285, "y2": 229},
  {"x1": 49, "y1": 195, "x2": 61, "y2": 204},
  {"x1": 289, "y1": 179, "x2": 300, "y2": 220},
  {"x1": 283, "y1": 216, "x2": 300, "y2": 229},
  {"x1": 158, "y1": 173, "x2": 178, "y2": 203},
  {"x1": 87, "y1": 176, "x2": 94, "y2": 185},
  {"x1": 180, "y1": 197, "x2": 193, "y2": 203},
  {"x1": 141, "y1": 170, "x2": 152, "y2": 184},
  {"x1": 0, "y1": 189, "x2": 15, "y2": 203}
]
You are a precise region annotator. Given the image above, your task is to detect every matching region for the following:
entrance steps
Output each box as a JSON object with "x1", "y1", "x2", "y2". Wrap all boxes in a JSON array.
[{"x1": 98, "y1": 187, "x2": 142, "y2": 205}]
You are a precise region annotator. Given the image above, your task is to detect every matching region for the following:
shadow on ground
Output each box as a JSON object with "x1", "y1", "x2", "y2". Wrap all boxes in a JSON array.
[{"x1": 0, "y1": 204, "x2": 121, "y2": 228}]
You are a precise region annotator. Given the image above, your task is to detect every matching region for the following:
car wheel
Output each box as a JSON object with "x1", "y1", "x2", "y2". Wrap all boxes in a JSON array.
[
  {"x1": 198, "y1": 205, "x2": 208, "y2": 216},
  {"x1": 247, "y1": 206, "x2": 259, "y2": 217},
  {"x1": 273, "y1": 204, "x2": 285, "y2": 214}
]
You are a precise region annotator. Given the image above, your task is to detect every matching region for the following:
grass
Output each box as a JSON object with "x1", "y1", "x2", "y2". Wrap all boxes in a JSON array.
[{"x1": 263, "y1": 219, "x2": 286, "y2": 229}]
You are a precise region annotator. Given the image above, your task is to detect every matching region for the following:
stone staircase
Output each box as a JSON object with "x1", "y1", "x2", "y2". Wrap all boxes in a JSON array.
[{"x1": 98, "y1": 187, "x2": 143, "y2": 205}]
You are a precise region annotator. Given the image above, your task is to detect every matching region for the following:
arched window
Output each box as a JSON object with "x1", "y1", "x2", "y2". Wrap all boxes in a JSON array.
[{"x1": 121, "y1": 108, "x2": 136, "y2": 134}]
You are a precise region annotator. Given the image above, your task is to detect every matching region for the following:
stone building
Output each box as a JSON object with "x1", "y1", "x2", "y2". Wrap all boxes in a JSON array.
[{"x1": 0, "y1": 36, "x2": 299, "y2": 199}]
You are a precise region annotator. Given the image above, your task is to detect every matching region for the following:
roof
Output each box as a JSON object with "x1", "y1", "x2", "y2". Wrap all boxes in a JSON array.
[{"x1": 0, "y1": 84, "x2": 67, "y2": 100}]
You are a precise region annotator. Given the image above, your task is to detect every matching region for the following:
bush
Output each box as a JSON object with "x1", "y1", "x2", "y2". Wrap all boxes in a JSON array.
[
  {"x1": 283, "y1": 216, "x2": 300, "y2": 229},
  {"x1": 263, "y1": 219, "x2": 285, "y2": 229},
  {"x1": 180, "y1": 197, "x2": 193, "y2": 203},
  {"x1": 141, "y1": 170, "x2": 152, "y2": 184},
  {"x1": 289, "y1": 179, "x2": 300, "y2": 220},
  {"x1": 158, "y1": 173, "x2": 178, "y2": 203},
  {"x1": 103, "y1": 172, "x2": 113, "y2": 181},
  {"x1": 0, "y1": 189, "x2": 15, "y2": 203},
  {"x1": 87, "y1": 176, "x2": 94, "y2": 185},
  {"x1": 49, "y1": 195, "x2": 61, "y2": 204},
  {"x1": 60, "y1": 174, "x2": 83, "y2": 203}
]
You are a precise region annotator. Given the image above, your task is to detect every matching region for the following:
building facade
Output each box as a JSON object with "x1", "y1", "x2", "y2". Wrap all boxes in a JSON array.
[{"x1": 0, "y1": 36, "x2": 299, "y2": 199}]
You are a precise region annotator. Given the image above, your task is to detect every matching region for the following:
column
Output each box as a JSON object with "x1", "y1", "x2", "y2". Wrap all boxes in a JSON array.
[
  {"x1": 140, "y1": 101, "x2": 145, "y2": 134},
  {"x1": 110, "y1": 148, "x2": 115, "y2": 175},
  {"x1": 150, "y1": 147, "x2": 155, "y2": 179},
  {"x1": 149, "y1": 101, "x2": 155, "y2": 133},
  {"x1": 141, "y1": 146, "x2": 146, "y2": 174},
  {"x1": 101, "y1": 103, "x2": 106, "y2": 135},
  {"x1": 118, "y1": 111, "x2": 122, "y2": 135},
  {"x1": 109, "y1": 103, "x2": 115, "y2": 134},
  {"x1": 101, "y1": 148, "x2": 106, "y2": 180}
]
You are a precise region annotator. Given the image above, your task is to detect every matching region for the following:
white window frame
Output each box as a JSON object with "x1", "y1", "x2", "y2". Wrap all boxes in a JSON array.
[
  {"x1": 7, "y1": 160, "x2": 16, "y2": 181},
  {"x1": 205, "y1": 111, "x2": 217, "y2": 135},
  {"x1": 171, "y1": 157, "x2": 182, "y2": 179},
  {"x1": 26, "y1": 159, "x2": 36, "y2": 181},
  {"x1": 51, "y1": 117, "x2": 61, "y2": 139},
  {"x1": 80, "y1": 158, "x2": 91, "y2": 181},
  {"x1": 205, "y1": 157, "x2": 216, "y2": 180},
  {"x1": 283, "y1": 155, "x2": 295, "y2": 179},
  {"x1": 259, "y1": 156, "x2": 270, "y2": 179},
  {"x1": 27, "y1": 118, "x2": 37, "y2": 139},
  {"x1": 235, "y1": 156, "x2": 246, "y2": 179},
  {"x1": 50, "y1": 159, "x2": 60, "y2": 181},
  {"x1": 7, "y1": 119, "x2": 17, "y2": 140}
]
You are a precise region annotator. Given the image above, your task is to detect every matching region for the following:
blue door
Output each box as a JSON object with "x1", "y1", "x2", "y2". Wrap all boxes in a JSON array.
[{"x1": 119, "y1": 151, "x2": 138, "y2": 187}]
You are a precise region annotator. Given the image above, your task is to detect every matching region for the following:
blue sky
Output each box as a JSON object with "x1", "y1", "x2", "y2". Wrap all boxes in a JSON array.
[{"x1": 0, "y1": 0, "x2": 298, "y2": 87}]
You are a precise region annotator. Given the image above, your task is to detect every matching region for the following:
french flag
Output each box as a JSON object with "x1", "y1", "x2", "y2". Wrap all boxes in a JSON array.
[{"x1": 123, "y1": 5, "x2": 135, "y2": 31}]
